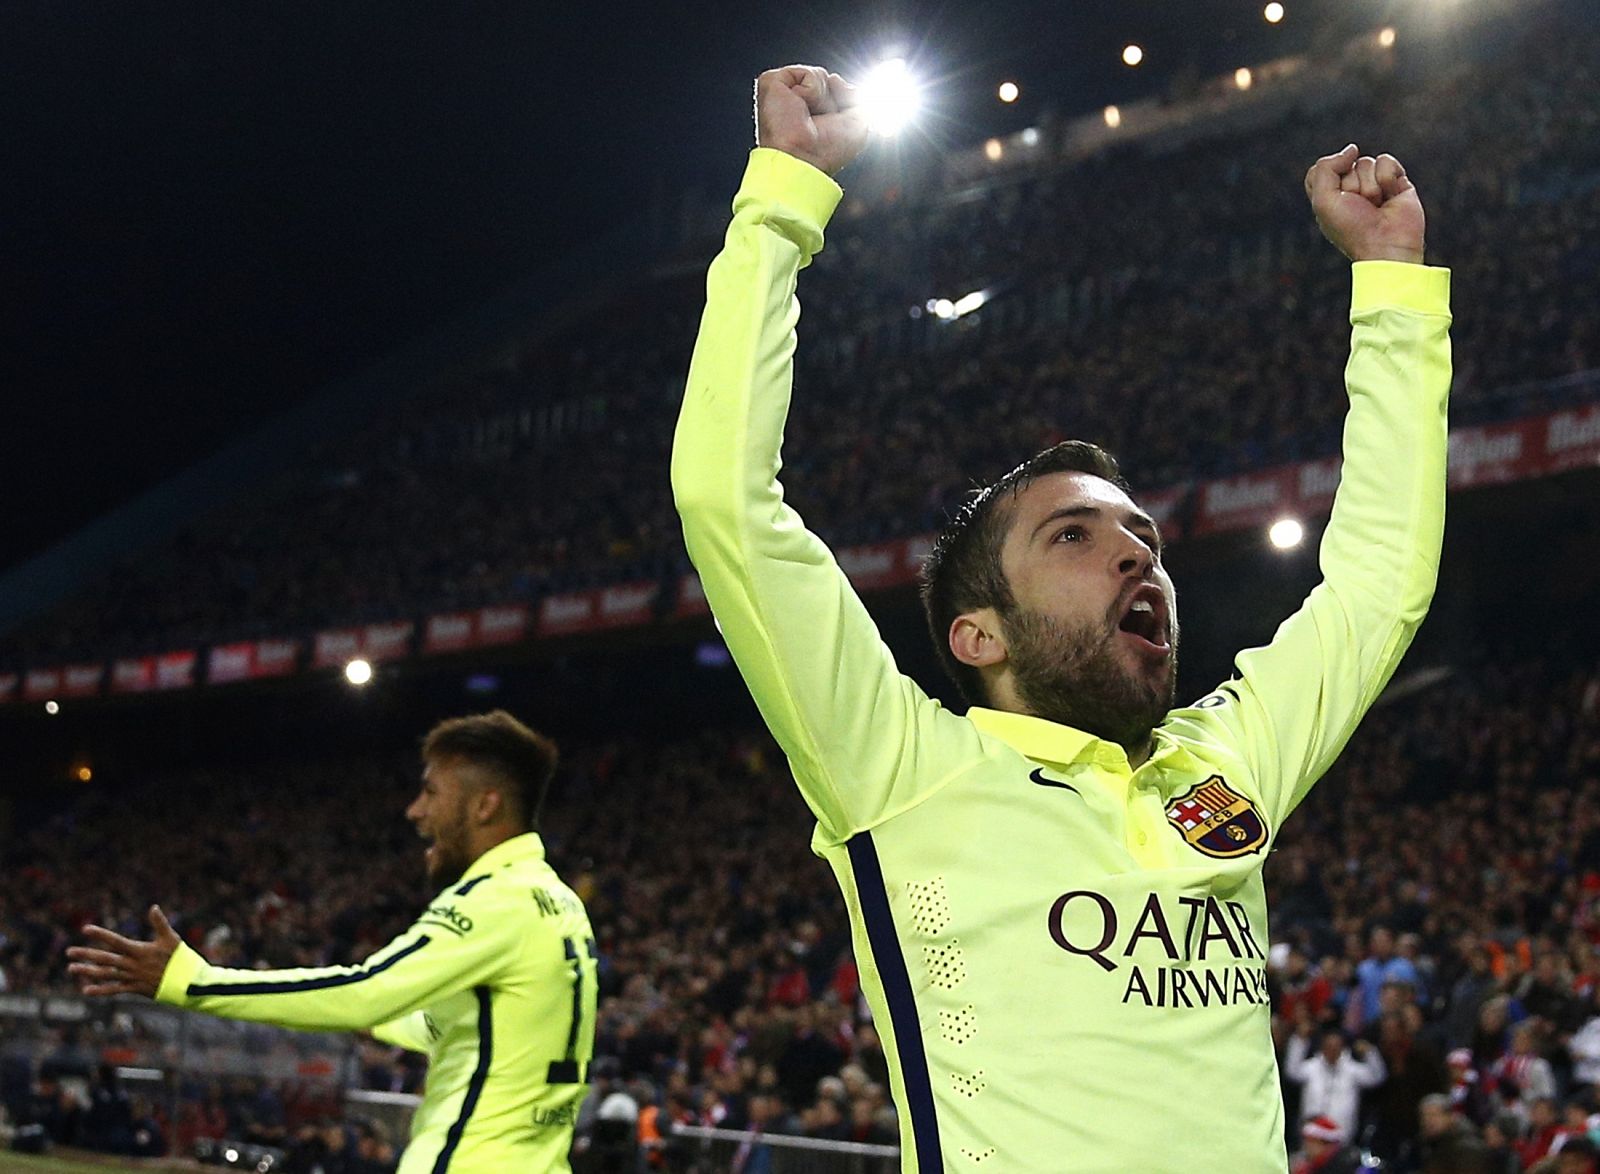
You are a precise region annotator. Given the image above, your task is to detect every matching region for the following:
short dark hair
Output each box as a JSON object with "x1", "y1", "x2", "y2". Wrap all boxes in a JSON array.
[
  {"x1": 421, "y1": 710, "x2": 558, "y2": 832},
  {"x1": 920, "y1": 441, "x2": 1126, "y2": 706}
]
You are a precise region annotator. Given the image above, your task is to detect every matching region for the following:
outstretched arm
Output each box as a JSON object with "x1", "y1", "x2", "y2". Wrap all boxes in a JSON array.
[
  {"x1": 1173, "y1": 146, "x2": 1451, "y2": 826},
  {"x1": 69, "y1": 896, "x2": 513, "y2": 1033},
  {"x1": 672, "y1": 68, "x2": 981, "y2": 840}
]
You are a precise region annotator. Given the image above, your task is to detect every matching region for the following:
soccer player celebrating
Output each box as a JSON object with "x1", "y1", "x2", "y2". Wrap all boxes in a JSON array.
[
  {"x1": 672, "y1": 66, "x2": 1449, "y2": 1171},
  {"x1": 66, "y1": 711, "x2": 598, "y2": 1174}
]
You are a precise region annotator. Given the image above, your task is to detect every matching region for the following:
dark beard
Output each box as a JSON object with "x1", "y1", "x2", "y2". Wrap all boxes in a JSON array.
[{"x1": 1001, "y1": 603, "x2": 1178, "y2": 753}]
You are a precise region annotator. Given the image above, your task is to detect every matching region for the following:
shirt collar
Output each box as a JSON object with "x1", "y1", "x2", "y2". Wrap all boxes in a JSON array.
[
  {"x1": 469, "y1": 830, "x2": 546, "y2": 873},
  {"x1": 965, "y1": 707, "x2": 1103, "y2": 767},
  {"x1": 967, "y1": 707, "x2": 1199, "y2": 773}
]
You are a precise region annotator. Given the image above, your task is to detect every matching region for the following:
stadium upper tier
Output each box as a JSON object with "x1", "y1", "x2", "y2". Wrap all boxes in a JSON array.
[{"x1": 3, "y1": 8, "x2": 1597, "y2": 667}]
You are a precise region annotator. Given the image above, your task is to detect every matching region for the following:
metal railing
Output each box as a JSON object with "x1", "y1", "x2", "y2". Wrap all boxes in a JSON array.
[{"x1": 669, "y1": 1124, "x2": 899, "y2": 1174}]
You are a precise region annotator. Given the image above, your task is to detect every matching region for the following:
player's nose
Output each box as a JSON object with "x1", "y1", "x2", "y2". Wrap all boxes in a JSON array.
[{"x1": 1113, "y1": 532, "x2": 1154, "y2": 579}]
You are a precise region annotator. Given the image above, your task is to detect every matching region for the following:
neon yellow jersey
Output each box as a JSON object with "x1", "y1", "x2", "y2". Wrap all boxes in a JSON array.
[
  {"x1": 156, "y1": 833, "x2": 597, "y2": 1173},
  {"x1": 672, "y1": 148, "x2": 1451, "y2": 1172}
]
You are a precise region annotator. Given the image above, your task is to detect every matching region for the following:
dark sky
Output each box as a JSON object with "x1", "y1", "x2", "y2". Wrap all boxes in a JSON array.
[{"x1": 1, "y1": 0, "x2": 1370, "y2": 573}]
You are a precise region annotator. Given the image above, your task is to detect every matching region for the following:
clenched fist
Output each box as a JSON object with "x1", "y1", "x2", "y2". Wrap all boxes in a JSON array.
[
  {"x1": 1305, "y1": 144, "x2": 1426, "y2": 265},
  {"x1": 755, "y1": 66, "x2": 870, "y2": 178}
]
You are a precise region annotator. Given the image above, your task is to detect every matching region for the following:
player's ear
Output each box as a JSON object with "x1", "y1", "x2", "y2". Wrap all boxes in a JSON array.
[{"x1": 949, "y1": 608, "x2": 1007, "y2": 670}]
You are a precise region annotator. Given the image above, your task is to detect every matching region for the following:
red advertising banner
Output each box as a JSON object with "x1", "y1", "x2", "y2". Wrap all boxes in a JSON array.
[
  {"x1": 1447, "y1": 418, "x2": 1540, "y2": 490},
  {"x1": 476, "y1": 604, "x2": 530, "y2": 647},
  {"x1": 154, "y1": 651, "x2": 198, "y2": 691},
  {"x1": 313, "y1": 629, "x2": 361, "y2": 670},
  {"x1": 1193, "y1": 467, "x2": 1298, "y2": 536},
  {"x1": 23, "y1": 669, "x2": 61, "y2": 702},
  {"x1": 837, "y1": 541, "x2": 909, "y2": 592},
  {"x1": 364, "y1": 622, "x2": 413, "y2": 663},
  {"x1": 0, "y1": 673, "x2": 17, "y2": 704},
  {"x1": 674, "y1": 574, "x2": 709, "y2": 619},
  {"x1": 1139, "y1": 487, "x2": 1190, "y2": 541},
  {"x1": 595, "y1": 583, "x2": 657, "y2": 630},
  {"x1": 538, "y1": 592, "x2": 596, "y2": 636},
  {"x1": 254, "y1": 639, "x2": 300, "y2": 678},
  {"x1": 111, "y1": 657, "x2": 156, "y2": 694},
  {"x1": 61, "y1": 664, "x2": 104, "y2": 699},
  {"x1": 208, "y1": 642, "x2": 255, "y2": 685},
  {"x1": 1542, "y1": 404, "x2": 1600, "y2": 473},
  {"x1": 424, "y1": 612, "x2": 475, "y2": 654}
]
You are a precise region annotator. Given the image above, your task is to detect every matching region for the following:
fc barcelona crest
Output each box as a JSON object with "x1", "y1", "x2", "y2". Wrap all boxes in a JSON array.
[{"x1": 1164, "y1": 776, "x2": 1268, "y2": 859}]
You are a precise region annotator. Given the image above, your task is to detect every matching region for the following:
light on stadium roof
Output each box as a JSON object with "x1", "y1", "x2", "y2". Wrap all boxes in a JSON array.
[
  {"x1": 44, "y1": 699, "x2": 60, "y2": 715},
  {"x1": 1122, "y1": 44, "x2": 1144, "y2": 67},
  {"x1": 1263, "y1": 2, "x2": 1285, "y2": 24},
  {"x1": 932, "y1": 298, "x2": 956, "y2": 319},
  {"x1": 997, "y1": 81, "x2": 1020, "y2": 104},
  {"x1": 1235, "y1": 67, "x2": 1254, "y2": 91},
  {"x1": 1021, "y1": 126, "x2": 1040, "y2": 147},
  {"x1": 1378, "y1": 26, "x2": 1397, "y2": 48},
  {"x1": 984, "y1": 137, "x2": 1004, "y2": 162},
  {"x1": 1104, "y1": 105, "x2": 1122, "y2": 128},
  {"x1": 344, "y1": 658, "x2": 373, "y2": 686},
  {"x1": 1268, "y1": 518, "x2": 1305, "y2": 550},
  {"x1": 857, "y1": 57, "x2": 922, "y2": 137},
  {"x1": 76, "y1": 765, "x2": 92, "y2": 782}
]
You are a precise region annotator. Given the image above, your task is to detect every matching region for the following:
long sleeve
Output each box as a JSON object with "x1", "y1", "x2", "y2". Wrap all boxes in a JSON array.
[
  {"x1": 1352, "y1": 1047, "x2": 1387, "y2": 1089},
  {"x1": 1174, "y1": 261, "x2": 1452, "y2": 825},
  {"x1": 155, "y1": 883, "x2": 517, "y2": 1033},
  {"x1": 1284, "y1": 1035, "x2": 1313, "y2": 1084},
  {"x1": 671, "y1": 148, "x2": 981, "y2": 841},
  {"x1": 371, "y1": 1010, "x2": 435, "y2": 1053}
]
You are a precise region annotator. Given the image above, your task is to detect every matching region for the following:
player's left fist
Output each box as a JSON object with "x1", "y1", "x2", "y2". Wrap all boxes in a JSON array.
[{"x1": 1305, "y1": 144, "x2": 1425, "y2": 265}]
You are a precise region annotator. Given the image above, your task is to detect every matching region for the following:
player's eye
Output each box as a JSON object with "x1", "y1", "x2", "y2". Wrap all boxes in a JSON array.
[{"x1": 1053, "y1": 524, "x2": 1088, "y2": 544}]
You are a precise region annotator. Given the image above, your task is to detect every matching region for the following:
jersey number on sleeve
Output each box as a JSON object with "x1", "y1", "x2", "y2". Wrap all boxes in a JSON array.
[{"x1": 547, "y1": 935, "x2": 597, "y2": 1084}]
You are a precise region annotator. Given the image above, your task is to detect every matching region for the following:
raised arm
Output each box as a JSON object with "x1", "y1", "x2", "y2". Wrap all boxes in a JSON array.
[
  {"x1": 69, "y1": 891, "x2": 516, "y2": 1034},
  {"x1": 672, "y1": 68, "x2": 981, "y2": 840},
  {"x1": 1172, "y1": 146, "x2": 1451, "y2": 826}
]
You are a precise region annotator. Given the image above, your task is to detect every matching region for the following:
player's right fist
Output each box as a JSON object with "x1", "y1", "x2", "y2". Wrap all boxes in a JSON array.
[{"x1": 755, "y1": 66, "x2": 869, "y2": 178}]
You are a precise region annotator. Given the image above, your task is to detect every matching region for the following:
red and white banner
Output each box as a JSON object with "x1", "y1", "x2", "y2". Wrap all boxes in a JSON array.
[
  {"x1": 111, "y1": 657, "x2": 155, "y2": 694},
  {"x1": 674, "y1": 573, "x2": 709, "y2": 619},
  {"x1": 61, "y1": 664, "x2": 104, "y2": 698},
  {"x1": 1543, "y1": 404, "x2": 1600, "y2": 473},
  {"x1": 421, "y1": 606, "x2": 530, "y2": 655},
  {"x1": 0, "y1": 673, "x2": 17, "y2": 705},
  {"x1": 312, "y1": 622, "x2": 413, "y2": 669},
  {"x1": 154, "y1": 651, "x2": 198, "y2": 691},
  {"x1": 23, "y1": 668, "x2": 61, "y2": 702},
  {"x1": 538, "y1": 582, "x2": 659, "y2": 637},
  {"x1": 208, "y1": 639, "x2": 301, "y2": 685}
]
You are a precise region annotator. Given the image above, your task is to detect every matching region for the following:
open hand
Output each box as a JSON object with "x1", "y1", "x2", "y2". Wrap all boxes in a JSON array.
[
  {"x1": 1305, "y1": 144, "x2": 1425, "y2": 265},
  {"x1": 755, "y1": 66, "x2": 869, "y2": 177},
  {"x1": 66, "y1": 905, "x2": 181, "y2": 999}
]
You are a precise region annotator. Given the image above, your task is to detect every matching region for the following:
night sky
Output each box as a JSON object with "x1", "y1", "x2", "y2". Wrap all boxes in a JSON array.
[{"x1": 2, "y1": 0, "x2": 1378, "y2": 573}]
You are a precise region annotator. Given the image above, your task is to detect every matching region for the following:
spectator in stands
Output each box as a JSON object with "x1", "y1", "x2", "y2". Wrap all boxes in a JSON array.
[
  {"x1": 1290, "y1": 1115, "x2": 1366, "y2": 1174},
  {"x1": 1416, "y1": 1092, "x2": 1490, "y2": 1173},
  {"x1": 1284, "y1": 1020, "x2": 1387, "y2": 1144}
]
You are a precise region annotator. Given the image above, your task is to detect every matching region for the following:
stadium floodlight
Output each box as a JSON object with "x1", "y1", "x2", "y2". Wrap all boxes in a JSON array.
[
  {"x1": 76, "y1": 765, "x2": 92, "y2": 782},
  {"x1": 951, "y1": 289, "x2": 989, "y2": 317},
  {"x1": 984, "y1": 138, "x2": 1004, "y2": 162},
  {"x1": 857, "y1": 57, "x2": 922, "y2": 137},
  {"x1": 932, "y1": 298, "x2": 956, "y2": 319},
  {"x1": 1122, "y1": 44, "x2": 1144, "y2": 67},
  {"x1": 1264, "y1": 2, "x2": 1285, "y2": 24},
  {"x1": 1268, "y1": 518, "x2": 1305, "y2": 550},
  {"x1": 998, "y1": 80, "x2": 1020, "y2": 103},
  {"x1": 1235, "y1": 67, "x2": 1254, "y2": 91},
  {"x1": 1021, "y1": 126, "x2": 1040, "y2": 147},
  {"x1": 45, "y1": 699, "x2": 60, "y2": 715},
  {"x1": 344, "y1": 658, "x2": 373, "y2": 686},
  {"x1": 1378, "y1": 26, "x2": 1397, "y2": 48},
  {"x1": 1104, "y1": 105, "x2": 1122, "y2": 128}
]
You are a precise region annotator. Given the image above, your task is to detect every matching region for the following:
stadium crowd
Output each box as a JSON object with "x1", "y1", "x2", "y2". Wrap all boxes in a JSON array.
[
  {"x1": 3, "y1": 645, "x2": 1600, "y2": 1169},
  {"x1": 5, "y1": 6, "x2": 1598, "y2": 665}
]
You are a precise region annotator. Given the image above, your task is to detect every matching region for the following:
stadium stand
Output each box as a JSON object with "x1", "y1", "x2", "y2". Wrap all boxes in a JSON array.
[{"x1": 0, "y1": 2, "x2": 1595, "y2": 667}]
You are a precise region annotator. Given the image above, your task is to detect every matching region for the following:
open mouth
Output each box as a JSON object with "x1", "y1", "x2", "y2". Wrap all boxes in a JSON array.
[{"x1": 1116, "y1": 583, "x2": 1171, "y2": 656}]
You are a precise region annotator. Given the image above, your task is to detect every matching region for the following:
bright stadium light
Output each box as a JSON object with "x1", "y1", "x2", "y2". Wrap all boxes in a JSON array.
[
  {"x1": 1235, "y1": 67, "x2": 1254, "y2": 90},
  {"x1": 857, "y1": 57, "x2": 922, "y2": 137},
  {"x1": 1122, "y1": 44, "x2": 1144, "y2": 67},
  {"x1": 932, "y1": 298, "x2": 956, "y2": 319},
  {"x1": 76, "y1": 765, "x2": 92, "y2": 782},
  {"x1": 45, "y1": 700, "x2": 60, "y2": 715},
  {"x1": 998, "y1": 80, "x2": 1020, "y2": 103},
  {"x1": 1264, "y1": 2, "x2": 1285, "y2": 24},
  {"x1": 1378, "y1": 26, "x2": 1397, "y2": 48},
  {"x1": 984, "y1": 137, "x2": 1004, "y2": 161},
  {"x1": 1021, "y1": 126, "x2": 1040, "y2": 147},
  {"x1": 344, "y1": 658, "x2": 373, "y2": 686},
  {"x1": 1268, "y1": 518, "x2": 1305, "y2": 550},
  {"x1": 1104, "y1": 105, "x2": 1122, "y2": 128}
]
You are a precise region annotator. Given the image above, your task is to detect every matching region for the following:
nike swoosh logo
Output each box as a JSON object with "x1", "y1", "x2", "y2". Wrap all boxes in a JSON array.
[{"x1": 1029, "y1": 768, "x2": 1081, "y2": 795}]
